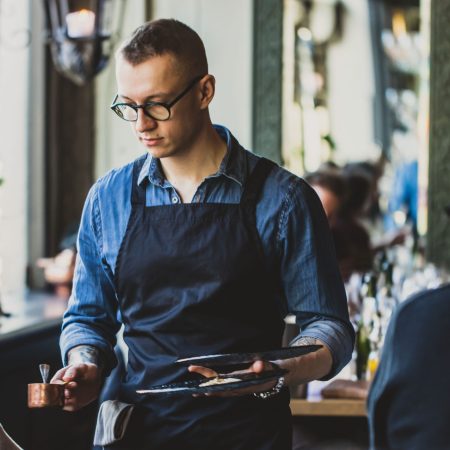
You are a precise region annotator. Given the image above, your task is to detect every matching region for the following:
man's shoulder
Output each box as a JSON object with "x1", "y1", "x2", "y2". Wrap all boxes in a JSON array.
[
  {"x1": 396, "y1": 283, "x2": 450, "y2": 325},
  {"x1": 239, "y1": 151, "x2": 318, "y2": 221},
  {"x1": 247, "y1": 152, "x2": 311, "y2": 202},
  {"x1": 94, "y1": 155, "x2": 144, "y2": 195},
  {"x1": 92, "y1": 154, "x2": 145, "y2": 205}
]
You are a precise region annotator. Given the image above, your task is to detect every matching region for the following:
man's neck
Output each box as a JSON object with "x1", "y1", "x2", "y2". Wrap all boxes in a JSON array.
[{"x1": 159, "y1": 126, "x2": 227, "y2": 203}]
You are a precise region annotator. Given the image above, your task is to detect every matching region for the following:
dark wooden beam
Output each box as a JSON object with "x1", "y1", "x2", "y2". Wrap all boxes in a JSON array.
[
  {"x1": 427, "y1": 0, "x2": 450, "y2": 268},
  {"x1": 45, "y1": 50, "x2": 94, "y2": 256},
  {"x1": 253, "y1": 0, "x2": 283, "y2": 163}
]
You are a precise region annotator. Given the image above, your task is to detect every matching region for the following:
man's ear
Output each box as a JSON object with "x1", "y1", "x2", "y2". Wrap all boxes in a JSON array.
[{"x1": 198, "y1": 74, "x2": 215, "y2": 110}]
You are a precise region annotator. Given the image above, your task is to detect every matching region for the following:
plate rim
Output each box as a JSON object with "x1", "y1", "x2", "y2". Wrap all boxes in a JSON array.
[
  {"x1": 136, "y1": 368, "x2": 287, "y2": 395},
  {"x1": 176, "y1": 344, "x2": 323, "y2": 365}
]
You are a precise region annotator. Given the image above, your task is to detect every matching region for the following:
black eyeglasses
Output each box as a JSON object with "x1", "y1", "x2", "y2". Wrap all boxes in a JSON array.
[{"x1": 110, "y1": 75, "x2": 204, "y2": 122}]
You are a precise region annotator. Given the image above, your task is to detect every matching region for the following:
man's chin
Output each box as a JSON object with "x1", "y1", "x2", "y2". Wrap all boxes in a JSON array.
[{"x1": 144, "y1": 146, "x2": 173, "y2": 159}]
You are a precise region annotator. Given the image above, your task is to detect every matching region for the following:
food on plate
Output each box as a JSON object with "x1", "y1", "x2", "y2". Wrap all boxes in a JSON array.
[{"x1": 199, "y1": 377, "x2": 241, "y2": 387}]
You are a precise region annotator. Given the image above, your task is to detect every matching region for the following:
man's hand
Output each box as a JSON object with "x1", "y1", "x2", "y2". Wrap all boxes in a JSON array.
[
  {"x1": 51, "y1": 363, "x2": 103, "y2": 411},
  {"x1": 188, "y1": 338, "x2": 333, "y2": 398},
  {"x1": 188, "y1": 360, "x2": 279, "y2": 397},
  {"x1": 282, "y1": 337, "x2": 333, "y2": 386}
]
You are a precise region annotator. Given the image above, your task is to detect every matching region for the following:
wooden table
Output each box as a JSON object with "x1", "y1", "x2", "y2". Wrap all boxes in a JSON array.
[{"x1": 290, "y1": 398, "x2": 367, "y2": 417}]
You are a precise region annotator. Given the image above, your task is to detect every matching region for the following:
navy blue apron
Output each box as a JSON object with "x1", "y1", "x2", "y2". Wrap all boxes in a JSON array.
[{"x1": 110, "y1": 155, "x2": 292, "y2": 450}]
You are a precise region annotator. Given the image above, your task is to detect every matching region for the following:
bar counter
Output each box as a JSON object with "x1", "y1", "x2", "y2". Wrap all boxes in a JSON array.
[
  {"x1": 291, "y1": 398, "x2": 366, "y2": 417},
  {"x1": 0, "y1": 291, "x2": 97, "y2": 450},
  {"x1": 0, "y1": 291, "x2": 65, "y2": 339}
]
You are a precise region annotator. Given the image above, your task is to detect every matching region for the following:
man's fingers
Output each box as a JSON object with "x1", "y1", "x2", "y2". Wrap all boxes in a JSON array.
[
  {"x1": 50, "y1": 367, "x2": 68, "y2": 383},
  {"x1": 62, "y1": 364, "x2": 89, "y2": 382},
  {"x1": 50, "y1": 364, "x2": 88, "y2": 383},
  {"x1": 250, "y1": 360, "x2": 265, "y2": 373},
  {"x1": 188, "y1": 365, "x2": 218, "y2": 378},
  {"x1": 250, "y1": 360, "x2": 276, "y2": 373},
  {"x1": 62, "y1": 367, "x2": 79, "y2": 381},
  {"x1": 62, "y1": 400, "x2": 78, "y2": 412}
]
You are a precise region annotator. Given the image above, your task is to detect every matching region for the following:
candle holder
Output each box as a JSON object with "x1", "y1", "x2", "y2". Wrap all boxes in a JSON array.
[{"x1": 43, "y1": 0, "x2": 127, "y2": 85}]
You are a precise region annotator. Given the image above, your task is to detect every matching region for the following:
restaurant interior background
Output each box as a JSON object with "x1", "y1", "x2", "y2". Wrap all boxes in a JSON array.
[
  {"x1": 2, "y1": 0, "x2": 450, "y2": 299},
  {"x1": 0, "y1": 0, "x2": 450, "y2": 448}
]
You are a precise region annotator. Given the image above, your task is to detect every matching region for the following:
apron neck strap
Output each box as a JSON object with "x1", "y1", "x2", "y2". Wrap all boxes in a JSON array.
[
  {"x1": 131, "y1": 155, "x2": 276, "y2": 206},
  {"x1": 131, "y1": 154, "x2": 150, "y2": 205},
  {"x1": 240, "y1": 157, "x2": 276, "y2": 206}
]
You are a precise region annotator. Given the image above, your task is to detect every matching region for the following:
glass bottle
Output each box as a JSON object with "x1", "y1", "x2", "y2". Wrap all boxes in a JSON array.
[
  {"x1": 366, "y1": 347, "x2": 380, "y2": 381},
  {"x1": 356, "y1": 273, "x2": 379, "y2": 380},
  {"x1": 356, "y1": 316, "x2": 371, "y2": 380}
]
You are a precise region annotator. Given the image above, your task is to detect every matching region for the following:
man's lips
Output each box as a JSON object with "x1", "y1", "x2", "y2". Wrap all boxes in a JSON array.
[{"x1": 141, "y1": 136, "x2": 163, "y2": 146}]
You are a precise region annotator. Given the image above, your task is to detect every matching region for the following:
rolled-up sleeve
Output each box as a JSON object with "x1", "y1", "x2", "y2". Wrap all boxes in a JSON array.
[
  {"x1": 278, "y1": 178, "x2": 355, "y2": 379},
  {"x1": 60, "y1": 183, "x2": 121, "y2": 374}
]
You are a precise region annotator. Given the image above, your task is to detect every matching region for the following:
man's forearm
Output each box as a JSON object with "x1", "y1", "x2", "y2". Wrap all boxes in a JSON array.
[
  {"x1": 67, "y1": 345, "x2": 105, "y2": 372},
  {"x1": 291, "y1": 318, "x2": 355, "y2": 380},
  {"x1": 281, "y1": 337, "x2": 333, "y2": 386}
]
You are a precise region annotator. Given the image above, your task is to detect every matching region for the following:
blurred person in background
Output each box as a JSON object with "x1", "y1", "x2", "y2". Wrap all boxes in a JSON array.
[
  {"x1": 385, "y1": 159, "x2": 418, "y2": 239},
  {"x1": 344, "y1": 161, "x2": 384, "y2": 227},
  {"x1": 333, "y1": 167, "x2": 374, "y2": 281},
  {"x1": 344, "y1": 161, "x2": 407, "y2": 251},
  {"x1": 305, "y1": 169, "x2": 347, "y2": 224},
  {"x1": 306, "y1": 165, "x2": 373, "y2": 282}
]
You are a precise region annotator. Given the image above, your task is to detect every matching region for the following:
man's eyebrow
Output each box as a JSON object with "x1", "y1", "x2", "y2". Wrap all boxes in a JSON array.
[
  {"x1": 117, "y1": 92, "x2": 170, "y2": 103},
  {"x1": 117, "y1": 94, "x2": 133, "y2": 102}
]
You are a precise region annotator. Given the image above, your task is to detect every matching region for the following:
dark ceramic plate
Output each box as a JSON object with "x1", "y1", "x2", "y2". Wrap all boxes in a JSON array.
[
  {"x1": 136, "y1": 368, "x2": 287, "y2": 395},
  {"x1": 176, "y1": 345, "x2": 322, "y2": 368}
]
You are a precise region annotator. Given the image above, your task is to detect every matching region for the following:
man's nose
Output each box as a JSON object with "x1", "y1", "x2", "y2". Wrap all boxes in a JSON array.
[{"x1": 135, "y1": 109, "x2": 157, "y2": 133}]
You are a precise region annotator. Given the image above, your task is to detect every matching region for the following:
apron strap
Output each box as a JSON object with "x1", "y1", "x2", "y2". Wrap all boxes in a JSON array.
[
  {"x1": 240, "y1": 157, "x2": 276, "y2": 206},
  {"x1": 131, "y1": 154, "x2": 149, "y2": 205},
  {"x1": 240, "y1": 157, "x2": 276, "y2": 262}
]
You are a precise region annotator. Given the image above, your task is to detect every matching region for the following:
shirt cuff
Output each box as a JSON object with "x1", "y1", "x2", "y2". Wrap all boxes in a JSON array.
[
  {"x1": 60, "y1": 324, "x2": 118, "y2": 376},
  {"x1": 291, "y1": 319, "x2": 355, "y2": 380}
]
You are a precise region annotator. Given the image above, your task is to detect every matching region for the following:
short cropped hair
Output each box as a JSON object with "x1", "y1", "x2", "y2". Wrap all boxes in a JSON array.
[{"x1": 118, "y1": 19, "x2": 208, "y2": 76}]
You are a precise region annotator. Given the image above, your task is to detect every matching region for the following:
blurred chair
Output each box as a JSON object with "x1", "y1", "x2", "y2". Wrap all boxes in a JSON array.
[{"x1": 367, "y1": 283, "x2": 450, "y2": 450}]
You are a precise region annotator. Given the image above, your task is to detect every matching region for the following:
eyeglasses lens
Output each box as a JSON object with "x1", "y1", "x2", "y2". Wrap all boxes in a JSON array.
[
  {"x1": 113, "y1": 103, "x2": 171, "y2": 122},
  {"x1": 114, "y1": 104, "x2": 136, "y2": 121},
  {"x1": 144, "y1": 104, "x2": 170, "y2": 121}
]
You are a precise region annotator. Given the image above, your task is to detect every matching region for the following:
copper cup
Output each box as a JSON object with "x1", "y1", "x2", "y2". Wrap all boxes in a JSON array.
[{"x1": 28, "y1": 383, "x2": 64, "y2": 408}]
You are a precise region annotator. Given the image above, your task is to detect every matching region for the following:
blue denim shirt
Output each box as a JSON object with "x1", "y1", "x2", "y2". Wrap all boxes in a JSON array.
[{"x1": 61, "y1": 125, "x2": 354, "y2": 378}]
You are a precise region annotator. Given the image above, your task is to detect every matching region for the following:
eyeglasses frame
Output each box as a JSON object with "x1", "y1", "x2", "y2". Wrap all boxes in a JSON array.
[{"x1": 110, "y1": 75, "x2": 204, "y2": 122}]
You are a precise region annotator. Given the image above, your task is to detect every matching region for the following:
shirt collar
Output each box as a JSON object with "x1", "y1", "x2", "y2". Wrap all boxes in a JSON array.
[
  {"x1": 137, "y1": 154, "x2": 167, "y2": 188},
  {"x1": 137, "y1": 125, "x2": 247, "y2": 187}
]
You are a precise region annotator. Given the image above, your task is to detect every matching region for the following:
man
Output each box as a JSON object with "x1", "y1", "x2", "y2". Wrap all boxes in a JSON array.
[
  {"x1": 367, "y1": 284, "x2": 450, "y2": 450},
  {"x1": 52, "y1": 19, "x2": 354, "y2": 449}
]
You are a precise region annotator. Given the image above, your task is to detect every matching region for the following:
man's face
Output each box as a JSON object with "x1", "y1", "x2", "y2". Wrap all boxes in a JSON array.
[{"x1": 115, "y1": 53, "x2": 205, "y2": 159}]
